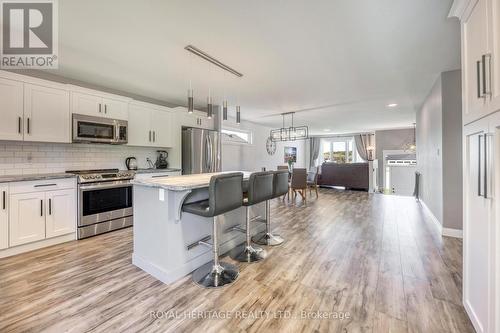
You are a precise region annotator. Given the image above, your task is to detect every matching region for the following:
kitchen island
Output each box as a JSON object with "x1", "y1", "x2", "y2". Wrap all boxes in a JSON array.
[{"x1": 131, "y1": 172, "x2": 266, "y2": 284}]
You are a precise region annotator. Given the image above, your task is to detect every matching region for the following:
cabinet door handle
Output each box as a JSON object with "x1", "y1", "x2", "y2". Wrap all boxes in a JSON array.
[
  {"x1": 153, "y1": 131, "x2": 156, "y2": 142},
  {"x1": 18, "y1": 116, "x2": 22, "y2": 134},
  {"x1": 2, "y1": 191, "x2": 5, "y2": 210},
  {"x1": 99, "y1": 103, "x2": 102, "y2": 113},
  {"x1": 478, "y1": 135, "x2": 483, "y2": 197},
  {"x1": 149, "y1": 130, "x2": 152, "y2": 142},
  {"x1": 484, "y1": 134, "x2": 492, "y2": 199},
  {"x1": 34, "y1": 183, "x2": 57, "y2": 188},
  {"x1": 104, "y1": 104, "x2": 107, "y2": 114},
  {"x1": 482, "y1": 55, "x2": 488, "y2": 97},
  {"x1": 27, "y1": 118, "x2": 30, "y2": 134},
  {"x1": 49, "y1": 198, "x2": 52, "y2": 215},
  {"x1": 40, "y1": 200, "x2": 43, "y2": 217},
  {"x1": 477, "y1": 60, "x2": 482, "y2": 99}
]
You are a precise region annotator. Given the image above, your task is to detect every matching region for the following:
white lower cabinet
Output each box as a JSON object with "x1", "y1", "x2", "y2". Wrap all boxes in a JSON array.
[
  {"x1": 9, "y1": 192, "x2": 46, "y2": 247},
  {"x1": 6, "y1": 179, "x2": 77, "y2": 249},
  {"x1": 45, "y1": 189, "x2": 76, "y2": 238},
  {"x1": 0, "y1": 185, "x2": 9, "y2": 250}
]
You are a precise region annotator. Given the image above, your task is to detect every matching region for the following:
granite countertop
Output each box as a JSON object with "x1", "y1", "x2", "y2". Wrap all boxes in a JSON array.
[
  {"x1": 133, "y1": 168, "x2": 181, "y2": 174},
  {"x1": 0, "y1": 173, "x2": 77, "y2": 184},
  {"x1": 131, "y1": 171, "x2": 251, "y2": 191}
]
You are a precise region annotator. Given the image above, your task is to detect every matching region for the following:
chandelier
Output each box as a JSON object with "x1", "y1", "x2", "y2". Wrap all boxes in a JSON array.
[
  {"x1": 270, "y1": 112, "x2": 309, "y2": 142},
  {"x1": 403, "y1": 123, "x2": 417, "y2": 153}
]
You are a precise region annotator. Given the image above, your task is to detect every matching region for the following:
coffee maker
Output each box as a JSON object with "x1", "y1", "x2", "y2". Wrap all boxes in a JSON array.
[{"x1": 155, "y1": 150, "x2": 169, "y2": 169}]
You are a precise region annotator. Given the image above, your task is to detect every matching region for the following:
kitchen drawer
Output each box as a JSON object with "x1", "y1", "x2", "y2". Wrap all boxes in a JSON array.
[{"x1": 10, "y1": 178, "x2": 76, "y2": 194}]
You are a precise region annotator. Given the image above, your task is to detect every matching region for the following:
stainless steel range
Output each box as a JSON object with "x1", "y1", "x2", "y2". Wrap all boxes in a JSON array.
[{"x1": 66, "y1": 169, "x2": 134, "y2": 239}]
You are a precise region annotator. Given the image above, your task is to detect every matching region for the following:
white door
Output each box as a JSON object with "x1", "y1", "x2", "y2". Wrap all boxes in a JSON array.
[
  {"x1": 102, "y1": 98, "x2": 128, "y2": 120},
  {"x1": 464, "y1": 127, "x2": 493, "y2": 333},
  {"x1": 24, "y1": 84, "x2": 70, "y2": 143},
  {"x1": 0, "y1": 78, "x2": 24, "y2": 141},
  {"x1": 0, "y1": 185, "x2": 8, "y2": 250},
  {"x1": 45, "y1": 189, "x2": 76, "y2": 238},
  {"x1": 463, "y1": 0, "x2": 489, "y2": 123},
  {"x1": 151, "y1": 110, "x2": 173, "y2": 147},
  {"x1": 9, "y1": 192, "x2": 46, "y2": 247},
  {"x1": 71, "y1": 92, "x2": 103, "y2": 117},
  {"x1": 128, "y1": 105, "x2": 152, "y2": 146}
]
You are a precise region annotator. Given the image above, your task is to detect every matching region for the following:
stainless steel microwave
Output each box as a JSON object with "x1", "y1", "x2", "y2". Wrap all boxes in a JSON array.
[{"x1": 72, "y1": 114, "x2": 128, "y2": 144}]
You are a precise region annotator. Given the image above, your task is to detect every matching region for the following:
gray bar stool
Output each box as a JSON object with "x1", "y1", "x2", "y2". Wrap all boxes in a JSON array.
[
  {"x1": 182, "y1": 172, "x2": 243, "y2": 288},
  {"x1": 252, "y1": 170, "x2": 287, "y2": 246},
  {"x1": 230, "y1": 171, "x2": 273, "y2": 263}
]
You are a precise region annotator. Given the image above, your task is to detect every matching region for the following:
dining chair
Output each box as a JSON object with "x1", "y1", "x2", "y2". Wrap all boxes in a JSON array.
[
  {"x1": 277, "y1": 165, "x2": 291, "y2": 201},
  {"x1": 307, "y1": 167, "x2": 319, "y2": 198},
  {"x1": 290, "y1": 168, "x2": 307, "y2": 205}
]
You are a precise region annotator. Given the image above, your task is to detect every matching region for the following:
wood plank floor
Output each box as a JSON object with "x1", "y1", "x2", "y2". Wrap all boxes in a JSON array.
[{"x1": 0, "y1": 189, "x2": 475, "y2": 333}]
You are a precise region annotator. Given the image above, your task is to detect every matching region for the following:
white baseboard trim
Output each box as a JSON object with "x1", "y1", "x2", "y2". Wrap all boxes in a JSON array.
[
  {"x1": 419, "y1": 200, "x2": 463, "y2": 239},
  {"x1": 0, "y1": 233, "x2": 76, "y2": 258},
  {"x1": 419, "y1": 200, "x2": 442, "y2": 233},
  {"x1": 442, "y1": 228, "x2": 463, "y2": 239}
]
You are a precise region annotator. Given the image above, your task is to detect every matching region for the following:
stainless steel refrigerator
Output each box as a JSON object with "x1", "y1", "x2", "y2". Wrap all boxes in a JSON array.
[{"x1": 182, "y1": 128, "x2": 221, "y2": 174}]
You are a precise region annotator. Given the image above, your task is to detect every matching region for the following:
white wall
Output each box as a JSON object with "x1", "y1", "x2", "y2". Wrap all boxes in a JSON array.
[
  {"x1": 416, "y1": 70, "x2": 462, "y2": 231},
  {"x1": 0, "y1": 141, "x2": 169, "y2": 175},
  {"x1": 222, "y1": 119, "x2": 306, "y2": 172}
]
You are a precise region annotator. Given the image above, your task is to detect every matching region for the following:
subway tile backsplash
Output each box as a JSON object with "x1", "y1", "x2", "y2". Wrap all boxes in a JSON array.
[{"x1": 0, "y1": 141, "x2": 167, "y2": 175}]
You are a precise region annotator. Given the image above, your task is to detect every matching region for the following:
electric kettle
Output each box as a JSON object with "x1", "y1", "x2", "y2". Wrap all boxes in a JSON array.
[{"x1": 125, "y1": 157, "x2": 138, "y2": 170}]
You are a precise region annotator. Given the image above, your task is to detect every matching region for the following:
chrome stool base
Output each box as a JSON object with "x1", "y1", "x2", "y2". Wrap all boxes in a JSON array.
[
  {"x1": 192, "y1": 261, "x2": 239, "y2": 288},
  {"x1": 252, "y1": 231, "x2": 285, "y2": 246},
  {"x1": 230, "y1": 244, "x2": 267, "y2": 263}
]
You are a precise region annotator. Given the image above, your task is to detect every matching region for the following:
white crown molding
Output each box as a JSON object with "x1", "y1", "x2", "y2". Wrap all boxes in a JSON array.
[{"x1": 448, "y1": 0, "x2": 476, "y2": 20}]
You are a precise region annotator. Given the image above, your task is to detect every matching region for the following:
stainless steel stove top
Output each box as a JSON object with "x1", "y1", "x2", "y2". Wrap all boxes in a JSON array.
[{"x1": 66, "y1": 169, "x2": 134, "y2": 184}]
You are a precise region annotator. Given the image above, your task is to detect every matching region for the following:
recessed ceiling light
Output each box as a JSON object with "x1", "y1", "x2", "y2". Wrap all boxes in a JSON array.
[{"x1": 387, "y1": 103, "x2": 398, "y2": 108}]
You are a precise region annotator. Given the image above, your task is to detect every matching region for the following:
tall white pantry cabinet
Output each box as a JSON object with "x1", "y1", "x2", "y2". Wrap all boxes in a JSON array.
[{"x1": 451, "y1": 0, "x2": 500, "y2": 332}]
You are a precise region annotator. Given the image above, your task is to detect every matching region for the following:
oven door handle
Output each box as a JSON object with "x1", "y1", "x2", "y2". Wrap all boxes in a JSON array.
[{"x1": 79, "y1": 182, "x2": 132, "y2": 191}]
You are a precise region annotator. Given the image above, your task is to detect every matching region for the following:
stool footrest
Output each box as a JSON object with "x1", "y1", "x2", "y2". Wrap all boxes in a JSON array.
[
  {"x1": 225, "y1": 225, "x2": 246, "y2": 234},
  {"x1": 187, "y1": 235, "x2": 212, "y2": 251}
]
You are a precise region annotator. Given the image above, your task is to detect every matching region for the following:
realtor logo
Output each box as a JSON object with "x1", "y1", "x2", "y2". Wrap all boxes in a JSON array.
[{"x1": 0, "y1": 0, "x2": 58, "y2": 68}]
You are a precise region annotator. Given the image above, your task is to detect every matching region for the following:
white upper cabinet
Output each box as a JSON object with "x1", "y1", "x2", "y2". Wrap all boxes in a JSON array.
[
  {"x1": 0, "y1": 78, "x2": 24, "y2": 141},
  {"x1": 102, "y1": 97, "x2": 129, "y2": 120},
  {"x1": 128, "y1": 102, "x2": 173, "y2": 148},
  {"x1": 0, "y1": 185, "x2": 8, "y2": 250},
  {"x1": 24, "y1": 83, "x2": 70, "y2": 143},
  {"x1": 128, "y1": 104, "x2": 153, "y2": 146},
  {"x1": 456, "y1": 0, "x2": 500, "y2": 123},
  {"x1": 151, "y1": 109, "x2": 173, "y2": 148},
  {"x1": 71, "y1": 90, "x2": 129, "y2": 120},
  {"x1": 488, "y1": 0, "x2": 500, "y2": 112},
  {"x1": 176, "y1": 107, "x2": 215, "y2": 130},
  {"x1": 463, "y1": 0, "x2": 489, "y2": 123}
]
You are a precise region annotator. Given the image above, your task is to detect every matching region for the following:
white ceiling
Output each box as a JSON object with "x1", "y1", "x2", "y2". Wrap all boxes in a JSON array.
[{"x1": 50, "y1": 0, "x2": 460, "y2": 135}]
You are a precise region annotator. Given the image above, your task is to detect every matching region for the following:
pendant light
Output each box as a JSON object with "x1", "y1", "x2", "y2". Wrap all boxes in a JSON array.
[
  {"x1": 222, "y1": 72, "x2": 228, "y2": 121},
  {"x1": 236, "y1": 106, "x2": 241, "y2": 124},
  {"x1": 207, "y1": 64, "x2": 213, "y2": 119},
  {"x1": 187, "y1": 53, "x2": 194, "y2": 113},
  {"x1": 235, "y1": 77, "x2": 241, "y2": 125}
]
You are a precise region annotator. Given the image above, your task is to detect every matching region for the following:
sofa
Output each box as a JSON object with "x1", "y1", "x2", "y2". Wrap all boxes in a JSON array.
[{"x1": 318, "y1": 162, "x2": 369, "y2": 191}]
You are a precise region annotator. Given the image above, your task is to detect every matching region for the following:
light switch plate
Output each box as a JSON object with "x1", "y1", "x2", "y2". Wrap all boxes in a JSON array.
[{"x1": 159, "y1": 189, "x2": 165, "y2": 201}]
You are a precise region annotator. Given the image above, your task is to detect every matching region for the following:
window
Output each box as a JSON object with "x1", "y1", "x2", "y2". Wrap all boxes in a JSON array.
[
  {"x1": 221, "y1": 128, "x2": 252, "y2": 144},
  {"x1": 320, "y1": 137, "x2": 361, "y2": 164}
]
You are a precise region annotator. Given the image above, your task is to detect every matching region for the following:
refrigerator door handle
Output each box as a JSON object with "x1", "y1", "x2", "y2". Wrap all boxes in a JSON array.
[
  {"x1": 204, "y1": 134, "x2": 210, "y2": 171},
  {"x1": 207, "y1": 134, "x2": 213, "y2": 171}
]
